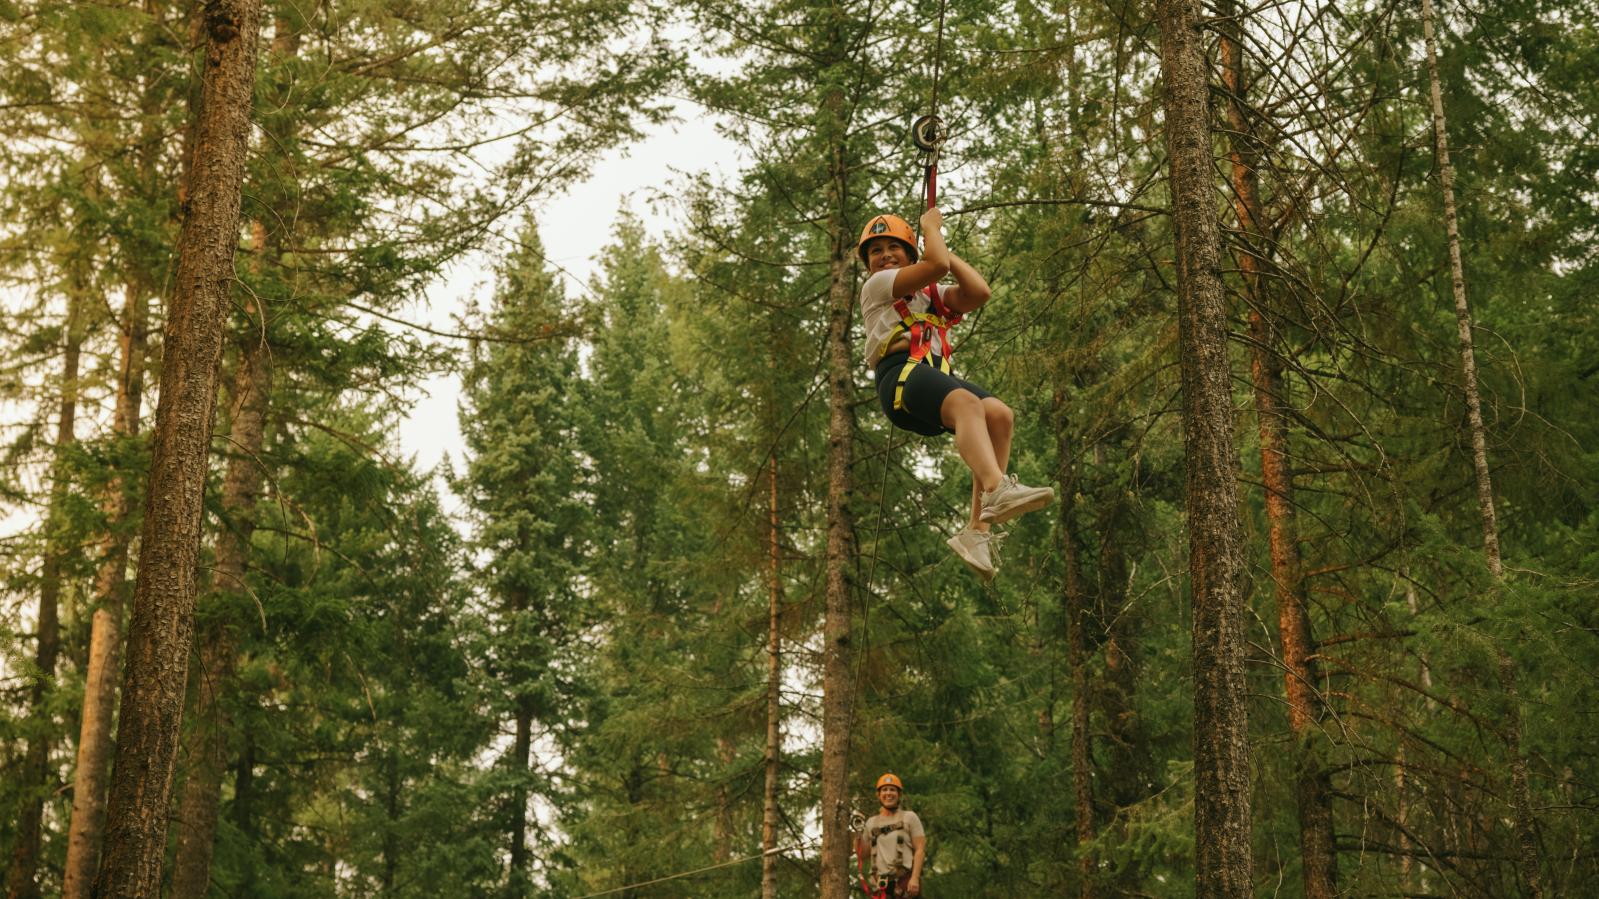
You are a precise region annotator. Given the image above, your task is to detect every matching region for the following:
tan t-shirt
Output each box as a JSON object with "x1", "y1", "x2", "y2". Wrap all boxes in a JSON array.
[
  {"x1": 860, "y1": 270, "x2": 942, "y2": 369},
  {"x1": 863, "y1": 809, "x2": 924, "y2": 877}
]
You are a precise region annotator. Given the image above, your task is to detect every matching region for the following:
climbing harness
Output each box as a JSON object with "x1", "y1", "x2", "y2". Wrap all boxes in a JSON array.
[
  {"x1": 858, "y1": 818, "x2": 914, "y2": 899},
  {"x1": 859, "y1": 844, "x2": 909, "y2": 899},
  {"x1": 862, "y1": 872, "x2": 909, "y2": 899}
]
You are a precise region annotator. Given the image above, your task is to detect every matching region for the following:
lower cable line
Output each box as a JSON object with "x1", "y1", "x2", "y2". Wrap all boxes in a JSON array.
[{"x1": 572, "y1": 841, "x2": 818, "y2": 898}]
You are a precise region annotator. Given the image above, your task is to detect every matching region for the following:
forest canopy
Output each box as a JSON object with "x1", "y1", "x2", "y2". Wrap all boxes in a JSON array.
[{"x1": 1, "y1": 0, "x2": 1596, "y2": 896}]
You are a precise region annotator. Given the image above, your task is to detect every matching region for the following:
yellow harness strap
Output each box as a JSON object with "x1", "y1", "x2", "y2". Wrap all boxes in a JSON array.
[
  {"x1": 880, "y1": 298, "x2": 956, "y2": 413},
  {"x1": 891, "y1": 339, "x2": 952, "y2": 412}
]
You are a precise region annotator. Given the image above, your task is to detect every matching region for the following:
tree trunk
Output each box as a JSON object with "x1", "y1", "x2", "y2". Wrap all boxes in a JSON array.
[
  {"x1": 230, "y1": 738, "x2": 254, "y2": 833},
  {"x1": 1154, "y1": 2, "x2": 1254, "y2": 896},
  {"x1": 66, "y1": 5, "x2": 175, "y2": 881},
  {"x1": 714, "y1": 737, "x2": 734, "y2": 864},
  {"x1": 383, "y1": 751, "x2": 400, "y2": 891},
  {"x1": 763, "y1": 455, "x2": 783, "y2": 899},
  {"x1": 1068, "y1": 515, "x2": 1096, "y2": 899},
  {"x1": 1499, "y1": 652, "x2": 1541, "y2": 897},
  {"x1": 64, "y1": 281, "x2": 151, "y2": 899},
  {"x1": 92, "y1": 0, "x2": 262, "y2": 892},
  {"x1": 1419, "y1": 2, "x2": 1541, "y2": 893},
  {"x1": 6, "y1": 293, "x2": 84, "y2": 899},
  {"x1": 1217, "y1": 8, "x2": 1337, "y2": 897},
  {"x1": 1054, "y1": 402, "x2": 1096, "y2": 899},
  {"x1": 1094, "y1": 482, "x2": 1143, "y2": 810},
  {"x1": 169, "y1": 322, "x2": 273, "y2": 899},
  {"x1": 818, "y1": 87, "x2": 858, "y2": 899},
  {"x1": 509, "y1": 696, "x2": 533, "y2": 888},
  {"x1": 1420, "y1": 0, "x2": 1500, "y2": 578}
]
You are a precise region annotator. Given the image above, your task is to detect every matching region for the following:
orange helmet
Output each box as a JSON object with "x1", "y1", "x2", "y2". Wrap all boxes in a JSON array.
[
  {"x1": 875, "y1": 772, "x2": 904, "y2": 791},
  {"x1": 857, "y1": 214, "x2": 918, "y2": 265}
]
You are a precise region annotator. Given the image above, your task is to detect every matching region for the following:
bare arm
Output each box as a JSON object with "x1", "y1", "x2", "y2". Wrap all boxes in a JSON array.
[
  {"x1": 908, "y1": 835, "x2": 927, "y2": 895},
  {"x1": 940, "y1": 253, "x2": 991, "y2": 313},
  {"x1": 891, "y1": 207, "x2": 952, "y2": 297}
]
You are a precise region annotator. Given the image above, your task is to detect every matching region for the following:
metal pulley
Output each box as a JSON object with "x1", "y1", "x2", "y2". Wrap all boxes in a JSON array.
[{"x1": 911, "y1": 114, "x2": 945, "y2": 152}]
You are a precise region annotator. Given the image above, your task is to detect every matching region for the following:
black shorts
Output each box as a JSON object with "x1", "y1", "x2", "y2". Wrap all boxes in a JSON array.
[{"x1": 874, "y1": 350, "x2": 993, "y2": 437}]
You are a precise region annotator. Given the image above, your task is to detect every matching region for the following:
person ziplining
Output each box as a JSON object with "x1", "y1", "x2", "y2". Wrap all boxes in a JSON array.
[{"x1": 857, "y1": 119, "x2": 1054, "y2": 581}]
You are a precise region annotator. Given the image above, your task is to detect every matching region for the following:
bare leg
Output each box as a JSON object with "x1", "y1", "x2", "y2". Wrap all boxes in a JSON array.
[
  {"x1": 967, "y1": 398, "x2": 1015, "y2": 530},
  {"x1": 941, "y1": 389, "x2": 1003, "y2": 532},
  {"x1": 984, "y1": 397, "x2": 1014, "y2": 472}
]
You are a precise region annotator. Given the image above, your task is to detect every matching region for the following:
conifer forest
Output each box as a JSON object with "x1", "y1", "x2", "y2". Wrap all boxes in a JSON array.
[{"x1": 3, "y1": 0, "x2": 1598, "y2": 896}]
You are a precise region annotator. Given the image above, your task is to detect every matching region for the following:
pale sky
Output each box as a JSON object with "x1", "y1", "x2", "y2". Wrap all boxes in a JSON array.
[{"x1": 395, "y1": 105, "x2": 744, "y2": 487}]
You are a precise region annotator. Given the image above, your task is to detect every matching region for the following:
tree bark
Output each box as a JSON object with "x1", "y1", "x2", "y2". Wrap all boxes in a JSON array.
[
  {"x1": 1217, "y1": 8, "x2": 1337, "y2": 897},
  {"x1": 1154, "y1": 2, "x2": 1254, "y2": 896},
  {"x1": 168, "y1": 322, "x2": 273, "y2": 899},
  {"x1": 1068, "y1": 513, "x2": 1097, "y2": 899},
  {"x1": 63, "y1": 279, "x2": 152, "y2": 899},
  {"x1": 91, "y1": 0, "x2": 262, "y2": 892},
  {"x1": 1420, "y1": 0, "x2": 1500, "y2": 579},
  {"x1": 65, "y1": 5, "x2": 178, "y2": 883},
  {"x1": 818, "y1": 83, "x2": 858, "y2": 899},
  {"x1": 6, "y1": 292, "x2": 84, "y2": 899},
  {"x1": 763, "y1": 455, "x2": 783, "y2": 899},
  {"x1": 1054, "y1": 404, "x2": 1096, "y2": 899},
  {"x1": 714, "y1": 737, "x2": 734, "y2": 864},
  {"x1": 383, "y1": 750, "x2": 400, "y2": 891},
  {"x1": 1419, "y1": 3, "x2": 1541, "y2": 893},
  {"x1": 1094, "y1": 483, "x2": 1143, "y2": 810},
  {"x1": 509, "y1": 696, "x2": 533, "y2": 887},
  {"x1": 230, "y1": 738, "x2": 255, "y2": 833}
]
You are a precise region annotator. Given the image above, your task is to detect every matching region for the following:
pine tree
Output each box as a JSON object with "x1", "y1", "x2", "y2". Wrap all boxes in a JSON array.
[{"x1": 454, "y1": 221, "x2": 587, "y2": 895}]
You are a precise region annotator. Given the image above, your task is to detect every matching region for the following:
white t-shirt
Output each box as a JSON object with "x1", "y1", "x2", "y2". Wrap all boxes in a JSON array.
[
  {"x1": 863, "y1": 809, "x2": 924, "y2": 877},
  {"x1": 859, "y1": 269, "x2": 942, "y2": 369}
]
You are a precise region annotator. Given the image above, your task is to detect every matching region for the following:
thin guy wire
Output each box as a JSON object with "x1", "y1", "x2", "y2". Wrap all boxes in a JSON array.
[{"x1": 572, "y1": 844, "x2": 813, "y2": 899}]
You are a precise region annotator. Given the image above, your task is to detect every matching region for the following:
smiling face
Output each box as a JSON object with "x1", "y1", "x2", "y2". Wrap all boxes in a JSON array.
[
  {"x1": 876, "y1": 784, "x2": 902, "y2": 811},
  {"x1": 864, "y1": 236, "x2": 914, "y2": 273}
]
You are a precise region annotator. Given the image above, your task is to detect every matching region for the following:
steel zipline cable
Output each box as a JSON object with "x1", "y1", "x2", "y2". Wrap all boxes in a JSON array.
[
  {"x1": 861, "y1": 0, "x2": 960, "y2": 629},
  {"x1": 861, "y1": 0, "x2": 955, "y2": 611}
]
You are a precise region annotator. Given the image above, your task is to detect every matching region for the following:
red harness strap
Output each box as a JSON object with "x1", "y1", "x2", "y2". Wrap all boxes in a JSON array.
[{"x1": 887, "y1": 284, "x2": 962, "y2": 412}]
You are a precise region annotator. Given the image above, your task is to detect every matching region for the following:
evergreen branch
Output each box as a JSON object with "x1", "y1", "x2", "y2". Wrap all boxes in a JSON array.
[{"x1": 340, "y1": 299, "x2": 584, "y2": 346}]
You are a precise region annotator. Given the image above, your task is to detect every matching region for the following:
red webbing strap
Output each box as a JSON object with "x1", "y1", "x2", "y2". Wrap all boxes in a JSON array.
[
  {"x1": 922, "y1": 159, "x2": 960, "y2": 349},
  {"x1": 923, "y1": 161, "x2": 938, "y2": 306},
  {"x1": 925, "y1": 160, "x2": 955, "y2": 360},
  {"x1": 892, "y1": 296, "x2": 929, "y2": 363},
  {"x1": 857, "y1": 841, "x2": 878, "y2": 898}
]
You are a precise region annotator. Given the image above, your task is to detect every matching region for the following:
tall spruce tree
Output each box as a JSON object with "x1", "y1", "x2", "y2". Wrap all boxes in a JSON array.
[{"x1": 454, "y1": 221, "x2": 588, "y2": 895}]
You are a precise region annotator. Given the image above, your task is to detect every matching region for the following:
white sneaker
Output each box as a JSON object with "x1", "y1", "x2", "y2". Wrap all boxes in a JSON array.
[
  {"x1": 979, "y1": 474, "x2": 1055, "y2": 525},
  {"x1": 947, "y1": 528, "x2": 997, "y2": 582}
]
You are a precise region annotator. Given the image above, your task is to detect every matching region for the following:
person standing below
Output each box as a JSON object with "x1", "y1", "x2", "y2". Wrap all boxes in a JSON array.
[
  {"x1": 857, "y1": 207, "x2": 1054, "y2": 581},
  {"x1": 855, "y1": 773, "x2": 926, "y2": 898}
]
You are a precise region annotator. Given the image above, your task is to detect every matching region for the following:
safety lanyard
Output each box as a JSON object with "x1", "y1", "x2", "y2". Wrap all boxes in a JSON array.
[{"x1": 885, "y1": 149, "x2": 959, "y2": 412}]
